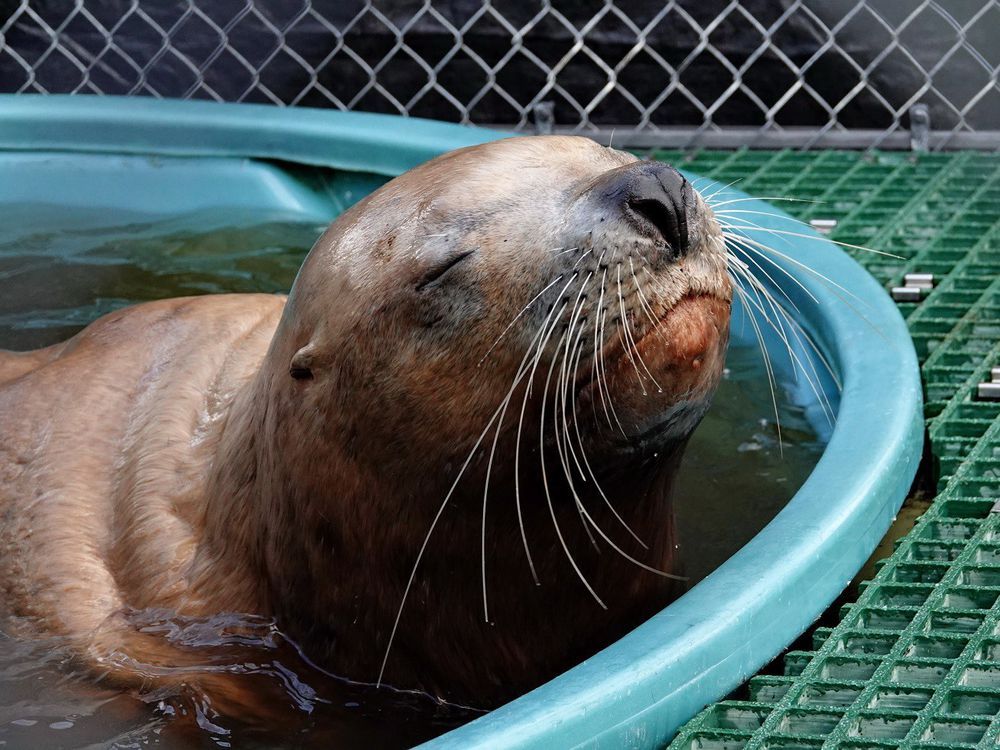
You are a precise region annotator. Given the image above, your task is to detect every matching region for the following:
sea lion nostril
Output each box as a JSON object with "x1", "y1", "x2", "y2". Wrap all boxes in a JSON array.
[
  {"x1": 628, "y1": 196, "x2": 686, "y2": 256},
  {"x1": 601, "y1": 162, "x2": 690, "y2": 258}
]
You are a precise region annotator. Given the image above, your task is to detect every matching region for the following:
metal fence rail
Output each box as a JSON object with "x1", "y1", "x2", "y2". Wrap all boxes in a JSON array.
[{"x1": 1, "y1": 1, "x2": 998, "y2": 150}]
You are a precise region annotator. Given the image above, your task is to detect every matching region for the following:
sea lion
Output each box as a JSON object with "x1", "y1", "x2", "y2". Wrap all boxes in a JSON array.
[{"x1": 0, "y1": 136, "x2": 731, "y2": 718}]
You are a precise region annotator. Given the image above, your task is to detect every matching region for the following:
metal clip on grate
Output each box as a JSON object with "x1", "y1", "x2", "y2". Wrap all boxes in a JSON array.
[
  {"x1": 893, "y1": 273, "x2": 936, "y2": 303},
  {"x1": 977, "y1": 368, "x2": 1000, "y2": 402}
]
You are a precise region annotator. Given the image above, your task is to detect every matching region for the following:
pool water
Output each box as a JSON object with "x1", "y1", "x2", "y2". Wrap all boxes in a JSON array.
[{"x1": 0, "y1": 206, "x2": 825, "y2": 748}]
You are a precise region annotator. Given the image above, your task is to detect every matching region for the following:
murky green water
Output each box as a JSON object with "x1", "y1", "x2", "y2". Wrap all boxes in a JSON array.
[{"x1": 0, "y1": 206, "x2": 825, "y2": 748}]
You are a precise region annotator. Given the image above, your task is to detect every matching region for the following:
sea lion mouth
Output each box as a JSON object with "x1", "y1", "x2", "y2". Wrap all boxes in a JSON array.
[
  {"x1": 571, "y1": 291, "x2": 730, "y2": 445},
  {"x1": 585, "y1": 291, "x2": 728, "y2": 383}
]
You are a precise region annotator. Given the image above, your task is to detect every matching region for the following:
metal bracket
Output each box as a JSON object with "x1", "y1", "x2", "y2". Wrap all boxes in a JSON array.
[
  {"x1": 891, "y1": 271, "x2": 935, "y2": 302},
  {"x1": 976, "y1": 365, "x2": 1000, "y2": 401},
  {"x1": 809, "y1": 218, "x2": 837, "y2": 235},
  {"x1": 909, "y1": 104, "x2": 930, "y2": 152},
  {"x1": 530, "y1": 101, "x2": 555, "y2": 135}
]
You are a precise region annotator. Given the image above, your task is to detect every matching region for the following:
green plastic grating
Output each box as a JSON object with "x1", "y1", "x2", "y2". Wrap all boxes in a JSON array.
[{"x1": 655, "y1": 150, "x2": 1000, "y2": 750}]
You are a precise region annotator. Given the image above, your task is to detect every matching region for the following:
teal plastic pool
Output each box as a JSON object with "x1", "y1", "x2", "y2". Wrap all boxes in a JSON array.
[{"x1": 0, "y1": 96, "x2": 922, "y2": 749}]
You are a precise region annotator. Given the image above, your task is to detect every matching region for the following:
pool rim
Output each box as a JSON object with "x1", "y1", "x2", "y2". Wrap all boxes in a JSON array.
[{"x1": 0, "y1": 95, "x2": 923, "y2": 750}]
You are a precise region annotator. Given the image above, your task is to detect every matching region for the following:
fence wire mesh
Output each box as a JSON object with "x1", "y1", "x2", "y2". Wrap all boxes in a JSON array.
[{"x1": 1, "y1": 1, "x2": 998, "y2": 150}]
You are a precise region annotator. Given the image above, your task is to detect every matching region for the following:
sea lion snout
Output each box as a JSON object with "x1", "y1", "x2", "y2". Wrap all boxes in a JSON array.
[{"x1": 592, "y1": 161, "x2": 692, "y2": 259}]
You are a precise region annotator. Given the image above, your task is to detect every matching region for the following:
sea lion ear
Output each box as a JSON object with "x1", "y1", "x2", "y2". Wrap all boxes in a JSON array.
[{"x1": 289, "y1": 344, "x2": 316, "y2": 381}]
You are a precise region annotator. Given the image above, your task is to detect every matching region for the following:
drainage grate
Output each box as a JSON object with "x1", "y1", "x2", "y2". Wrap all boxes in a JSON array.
[{"x1": 656, "y1": 150, "x2": 1000, "y2": 750}]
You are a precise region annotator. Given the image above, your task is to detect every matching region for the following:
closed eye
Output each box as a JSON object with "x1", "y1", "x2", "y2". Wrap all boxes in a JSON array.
[{"x1": 416, "y1": 249, "x2": 476, "y2": 291}]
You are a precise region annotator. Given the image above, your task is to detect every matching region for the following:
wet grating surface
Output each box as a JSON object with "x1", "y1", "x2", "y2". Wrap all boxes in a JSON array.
[{"x1": 657, "y1": 149, "x2": 1000, "y2": 750}]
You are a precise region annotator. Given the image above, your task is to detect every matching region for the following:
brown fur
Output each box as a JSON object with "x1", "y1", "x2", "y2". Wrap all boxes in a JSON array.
[{"x1": 0, "y1": 136, "x2": 731, "y2": 717}]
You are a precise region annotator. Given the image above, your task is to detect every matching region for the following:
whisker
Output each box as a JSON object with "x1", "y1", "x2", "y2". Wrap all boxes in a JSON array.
[
  {"x1": 571, "y1": 247, "x2": 595, "y2": 269},
  {"x1": 539, "y1": 314, "x2": 606, "y2": 608},
  {"x1": 722, "y1": 229, "x2": 894, "y2": 348},
  {"x1": 597, "y1": 279, "x2": 628, "y2": 436},
  {"x1": 730, "y1": 260, "x2": 799, "y2": 378},
  {"x1": 616, "y1": 264, "x2": 658, "y2": 393},
  {"x1": 575, "y1": 490, "x2": 686, "y2": 581},
  {"x1": 386, "y1": 270, "x2": 584, "y2": 670},
  {"x1": 699, "y1": 177, "x2": 745, "y2": 205},
  {"x1": 707, "y1": 195, "x2": 822, "y2": 210},
  {"x1": 554, "y1": 276, "x2": 600, "y2": 550},
  {"x1": 724, "y1": 231, "x2": 819, "y2": 306},
  {"x1": 590, "y1": 266, "x2": 615, "y2": 430},
  {"x1": 715, "y1": 208, "x2": 831, "y2": 234},
  {"x1": 718, "y1": 218, "x2": 903, "y2": 260},
  {"x1": 730, "y1": 275, "x2": 783, "y2": 451},
  {"x1": 719, "y1": 214, "x2": 798, "y2": 256},
  {"x1": 629, "y1": 257, "x2": 670, "y2": 353},
  {"x1": 558, "y1": 277, "x2": 594, "y2": 482},
  {"x1": 479, "y1": 299, "x2": 570, "y2": 623},
  {"x1": 722, "y1": 227, "x2": 867, "y2": 307},
  {"x1": 513, "y1": 276, "x2": 582, "y2": 583},
  {"x1": 568, "y1": 322, "x2": 649, "y2": 549},
  {"x1": 478, "y1": 274, "x2": 565, "y2": 367},
  {"x1": 380, "y1": 337, "x2": 544, "y2": 685},
  {"x1": 731, "y1": 263, "x2": 837, "y2": 426}
]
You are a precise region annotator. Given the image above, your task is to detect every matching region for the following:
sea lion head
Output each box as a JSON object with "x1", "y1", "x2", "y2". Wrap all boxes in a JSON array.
[
  {"x1": 275, "y1": 136, "x2": 732, "y2": 476},
  {"x1": 274, "y1": 136, "x2": 730, "y2": 480}
]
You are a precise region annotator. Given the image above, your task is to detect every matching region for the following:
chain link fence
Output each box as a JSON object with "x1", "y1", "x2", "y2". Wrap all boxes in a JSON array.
[{"x1": 1, "y1": 1, "x2": 998, "y2": 150}]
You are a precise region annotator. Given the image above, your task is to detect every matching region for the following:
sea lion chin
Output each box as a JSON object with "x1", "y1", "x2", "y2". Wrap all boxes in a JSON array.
[
  {"x1": 0, "y1": 135, "x2": 731, "y2": 718},
  {"x1": 582, "y1": 292, "x2": 732, "y2": 451}
]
